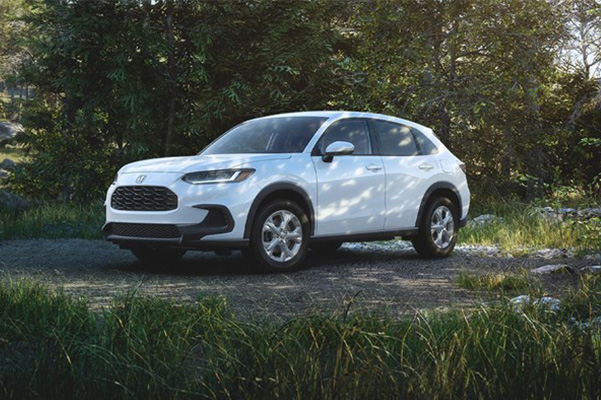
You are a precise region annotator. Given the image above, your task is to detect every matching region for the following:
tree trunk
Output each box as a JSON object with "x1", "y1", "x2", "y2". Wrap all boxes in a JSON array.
[
  {"x1": 163, "y1": 0, "x2": 176, "y2": 156},
  {"x1": 501, "y1": 128, "x2": 513, "y2": 180}
]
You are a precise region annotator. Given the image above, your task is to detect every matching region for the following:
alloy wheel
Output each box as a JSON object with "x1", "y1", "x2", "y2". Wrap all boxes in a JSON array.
[
  {"x1": 262, "y1": 210, "x2": 303, "y2": 262},
  {"x1": 430, "y1": 205, "x2": 455, "y2": 249}
]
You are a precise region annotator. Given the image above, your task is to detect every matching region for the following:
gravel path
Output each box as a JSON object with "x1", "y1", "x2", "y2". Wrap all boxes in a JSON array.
[{"x1": 0, "y1": 239, "x2": 589, "y2": 319}]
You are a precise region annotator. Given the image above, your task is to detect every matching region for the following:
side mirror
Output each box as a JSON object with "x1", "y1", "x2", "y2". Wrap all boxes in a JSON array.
[{"x1": 322, "y1": 141, "x2": 355, "y2": 163}]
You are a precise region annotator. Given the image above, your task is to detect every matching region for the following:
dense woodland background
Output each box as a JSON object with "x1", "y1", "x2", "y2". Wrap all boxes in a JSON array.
[{"x1": 0, "y1": 0, "x2": 600, "y2": 202}]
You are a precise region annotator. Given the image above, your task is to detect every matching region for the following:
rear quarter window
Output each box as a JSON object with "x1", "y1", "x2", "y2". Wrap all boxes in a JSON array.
[
  {"x1": 371, "y1": 120, "x2": 418, "y2": 156},
  {"x1": 412, "y1": 129, "x2": 439, "y2": 155}
]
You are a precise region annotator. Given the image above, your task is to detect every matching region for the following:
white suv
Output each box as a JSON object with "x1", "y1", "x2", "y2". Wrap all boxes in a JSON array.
[{"x1": 104, "y1": 111, "x2": 470, "y2": 272}]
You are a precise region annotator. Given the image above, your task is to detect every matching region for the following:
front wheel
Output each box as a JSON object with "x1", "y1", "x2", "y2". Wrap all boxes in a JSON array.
[
  {"x1": 131, "y1": 247, "x2": 186, "y2": 265},
  {"x1": 411, "y1": 197, "x2": 458, "y2": 258},
  {"x1": 248, "y1": 199, "x2": 310, "y2": 272}
]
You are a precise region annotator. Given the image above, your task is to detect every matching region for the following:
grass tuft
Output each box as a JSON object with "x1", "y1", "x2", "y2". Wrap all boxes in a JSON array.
[{"x1": 456, "y1": 269, "x2": 542, "y2": 294}]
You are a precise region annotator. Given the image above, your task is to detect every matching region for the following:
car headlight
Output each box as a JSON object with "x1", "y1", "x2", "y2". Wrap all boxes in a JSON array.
[{"x1": 182, "y1": 168, "x2": 255, "y2": 185}]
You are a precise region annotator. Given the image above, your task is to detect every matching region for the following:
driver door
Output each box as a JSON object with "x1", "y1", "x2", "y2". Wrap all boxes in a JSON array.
[{"x1": 311, "y1": 119, "x2": 386, "y2": 236}]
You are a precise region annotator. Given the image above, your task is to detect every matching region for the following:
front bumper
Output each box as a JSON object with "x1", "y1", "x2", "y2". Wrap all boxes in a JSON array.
[
  {"x1": 104, "y1": 171, "x2": 261, "y2": 248},
  {"x1": 103, "y1": 205, "x2": 249, "y2": 249}
]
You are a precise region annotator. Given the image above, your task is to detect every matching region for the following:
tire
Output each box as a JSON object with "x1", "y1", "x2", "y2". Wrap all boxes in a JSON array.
[
  {"x1": 310, "y1": 241, "x2": 343, "y2": 255},
  {"x1": 247, "y1": 199, "x2": 310, "y2": 272},
  {"x1": 411, "y1": 197, "x2": 458, "y2": 258},
  {"x1": 131, "y1": 246, "x2": 186, "y2": 265}
]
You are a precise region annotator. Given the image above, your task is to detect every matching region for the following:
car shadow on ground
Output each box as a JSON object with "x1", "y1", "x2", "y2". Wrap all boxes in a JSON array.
[{"x1": 111, "y1": 247, "x2": 438, "y2": 277}]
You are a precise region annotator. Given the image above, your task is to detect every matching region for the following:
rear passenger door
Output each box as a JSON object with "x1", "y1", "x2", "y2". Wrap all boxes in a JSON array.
[
  {"x1": 369, "y1": 119, "x2": 440, "y2": 229},
  {"x1": 311, "y1": 119, "x2": 386, "y2": 236}
]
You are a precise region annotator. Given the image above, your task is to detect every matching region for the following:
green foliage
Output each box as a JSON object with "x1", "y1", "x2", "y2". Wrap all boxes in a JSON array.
[
  {"x1": 567, "y1": 217, "x2": 601, "y2": 251},
  {"x1": 2, "y1": 0, "x2": 601, "y2": 201},
  {"x1": 1, "y1": 279, "x2": 601, "y2": 399},
  {"x1": 562, "y1": 274, "x2": 601, "y2": 321},
  {"x1": 335, "y1": 0, "x2": 569, "y2": 194},
  {"x1": 9, "y1": 0, "x2": 345, "y2": 200}
]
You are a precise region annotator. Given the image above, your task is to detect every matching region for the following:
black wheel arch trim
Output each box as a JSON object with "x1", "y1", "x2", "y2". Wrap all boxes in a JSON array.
[
  {"x1": 243, "y1": 182, "x2": 315, "y2": 239},
  {"x1": 415, "y1": 182, "x2": 463, "y2": 227}
]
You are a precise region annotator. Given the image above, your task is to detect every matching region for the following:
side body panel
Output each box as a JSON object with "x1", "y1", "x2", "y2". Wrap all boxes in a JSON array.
[
  {"x1": 311, "y1": 155, "x2": 386, "y2": 236},
  {"x1": 380, "y1": 154, "x2": 441, "y2": 229}
]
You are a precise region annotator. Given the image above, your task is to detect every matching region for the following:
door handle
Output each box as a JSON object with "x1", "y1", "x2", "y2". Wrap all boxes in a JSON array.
[
  {"x1": 366, "y1": 164, "x2": 382, "y2": 172},
  {"x1": 418, "y1": 163, "x2": 434, "y2": 171}
]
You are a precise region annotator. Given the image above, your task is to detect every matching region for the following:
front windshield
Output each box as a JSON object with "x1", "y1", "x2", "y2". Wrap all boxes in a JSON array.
[{"x1": 201, "y1": 116, "x2": 328, "y2": 154}]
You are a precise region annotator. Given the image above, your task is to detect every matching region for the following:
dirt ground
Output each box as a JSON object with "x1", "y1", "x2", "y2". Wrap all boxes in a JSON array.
[{"x1": 0, "y1": 239, "x2": 588, "y2": 319}]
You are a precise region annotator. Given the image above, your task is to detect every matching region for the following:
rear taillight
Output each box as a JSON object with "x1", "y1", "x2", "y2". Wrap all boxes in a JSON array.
[{"x1": 459, "y1": 162, "x2": 466, "y2": 173}]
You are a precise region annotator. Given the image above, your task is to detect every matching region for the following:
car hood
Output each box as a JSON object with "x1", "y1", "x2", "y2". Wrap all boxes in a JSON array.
[{"x1": 119, "y1": 154, "x2": 292, "y2": 174}]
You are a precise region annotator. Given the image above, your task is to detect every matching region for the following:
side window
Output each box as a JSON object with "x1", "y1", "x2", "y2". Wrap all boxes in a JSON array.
[
  {"x1": 412, "y1": 129, "x2": 439, "y2": 155},
  {"x1": 319, "y1": 119, "x2": 371, "y2": 155},
  {"x1": 372, "y1": 120, "x2": 418, "y2": 156}
]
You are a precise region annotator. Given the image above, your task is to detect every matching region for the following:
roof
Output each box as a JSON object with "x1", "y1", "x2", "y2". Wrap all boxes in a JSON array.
[{"x1": 258, "y1": 110, "x2": 431, "y2": 132}]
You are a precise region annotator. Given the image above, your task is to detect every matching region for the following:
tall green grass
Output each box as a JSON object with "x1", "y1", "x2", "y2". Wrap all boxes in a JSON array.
[
  {"x1": 459, "y1": 199, "x2": 601, "y2": 253},
  {"x1": 1, "y1": 279, "x2": 601, "y2": 399},
  {"x1": 0, "y1": 201, "x2": 104, "y2": 240}
]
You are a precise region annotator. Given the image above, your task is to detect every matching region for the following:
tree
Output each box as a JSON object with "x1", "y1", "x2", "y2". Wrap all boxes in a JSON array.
[
  {"x1": 558, "y1": 0, "x2": 601, "y2": 78},
  {"x1": 335, "y1": 0, "x2": 565, "y2": 195},
  {"x1": 11, "y1": 0, "x2": 345, "y2": 200},
  {"x1": 0, "y1": 0, "x2": 32, "y2": 117}
]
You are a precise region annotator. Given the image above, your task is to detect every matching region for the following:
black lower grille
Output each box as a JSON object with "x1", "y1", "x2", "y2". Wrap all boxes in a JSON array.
[
  {"x1": 110, "y1": 223, "x2": 181, "y2": 239},
  {"x1": 111, "y1": 186, "x2": 178, "y2": 211}
]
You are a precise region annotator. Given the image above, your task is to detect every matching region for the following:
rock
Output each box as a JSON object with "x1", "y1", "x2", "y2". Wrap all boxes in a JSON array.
[
  {"x1": 531, "y1": 264, "x2": 575, "y2": 274},
  {"x1": 511, "y1": 295, "x2": 561, "y2": 312},
  {"x1": 0, "y1": 159, "x2": 16, "y2": 171},
  {"x1": 577, "y1": 208, "x2": 601, "y2": 219},
  {"x1": 468, "y1": 214, "x2": 501, "y2": 227},
  {"x1": 571, "y1": 316, "x2": 601, "y2": 330},
  {"x1": 580, "y1": 266, "x2": 601, "y2": 275},
  {"x1": 510, "y1": 295, "x2": 531, "y2": 310},
  {"x1": 535, "y1": 248, "x2": 575, "y2": 259},
  {"x1": 540, "y1": 212, "x2": 563, "y2": 224},
  {"x1": 0, "y1": 169, "x2": 7, "y2": 179},
  {"x1": 0, "y1": 190, "x2": 28, "y2": 209},
  {"x1": 558, "y1": 208, "x2": 576, "y2": 214},
  {"x1": 533, "y1": 207, "x2": 562, "y2": 223},
  {"x1": 537, "y1": 296, "x2": 561, "y2": 311}
]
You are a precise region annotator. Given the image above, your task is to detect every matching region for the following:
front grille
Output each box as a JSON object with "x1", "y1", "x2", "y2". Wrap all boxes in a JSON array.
[
  {"x1": 111, "y1": 186, "x2": 178, "y2": 211},
  {"x1": 110, "y1": 223, "x2": 181, "y2": 239}
]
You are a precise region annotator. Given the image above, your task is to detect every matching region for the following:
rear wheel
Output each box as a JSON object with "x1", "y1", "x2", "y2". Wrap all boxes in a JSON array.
[
  {"x1": 131, "y1": 246, "x2": 186, "y2": 265},
  {"x1": 248, "y1": 199, "x2": 309, "y2": 272},
  {"x1": 411, "y1": 197, "x2": 458, "y2": 258}
]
